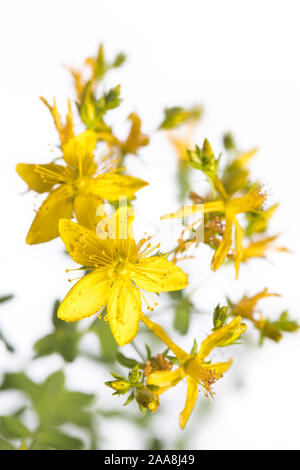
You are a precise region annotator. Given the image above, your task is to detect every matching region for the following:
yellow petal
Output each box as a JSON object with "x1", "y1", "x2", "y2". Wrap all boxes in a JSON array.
[
  {"x1": 62, "y1": 130, "x2": 98, "y2": 174},
  {"x1": 230, "y1": 288, "x2": 280, "y2": 319},
  {"x1": 26, "y1": 185, "x2": 73, "y2": 245},
  {"x1": 146, "y1": 368, "x2": 184, "y2": 395},
  {"x1": 235, "y1": 148, "x2": 258, "y2": 167},
  {"x1": 226, "y1": 188, "x2": 266, "y2": 216},
  {"x1": 211, "y1": 217, "x2": 233, "y2": 271},
  {"x1": 90, "y1": 173, "x2": 148, "y2": 200},
  {"x1": 121, "y1": 112, "x2": 150, "y2": 155},
  {"x1": 74, "y1": 192, "x2": 104, "y2": 230},
  {"x1": 161, "y1": 200, "x2": 225, "y2": 220},
  {"x1": 179, "y1": 378, "x2": 198, "y2": 429},
  {"x1": 59, "y1": 219, "x2": 113, "y2": 267},
  {"x1": 96, "y1": 205, "x2": 135, "y2": 240},
  {"x1": 107, "y1": 278, "x2": 142, "y2": 346},
  {"x1": 169, "y1": 133, "x2": 191, "y2": 161},
  {"x1": 233, "y1": 219, "x2": 243, "y2": 279},
  {"x1": 95, "y1": 205, "x2": 138, "y2": 262},
  {"x1": 131, "y1": 257, "x2": 188, "y2": 293},
  {"x1": 40, "y1": 97, "x2": 75, "y2": 146},
  {"x1": 140, "y1": 314, "x2": 189, "y2": 363},
  {"x1": 58, "y1": 268, "x2": 111, "y2": 322},
  {"x1": 197, "y1": 316, "x2": 246, "y2": 360},
  {"x1": 201, "y1": 359, "x2": 233, "y2": 380},
  {"x1": 241, "y1": 234, "x2": 288, "y2": 261},
  {"x1": 16, "y1": 163, "x2": 63, "y2": 193}
]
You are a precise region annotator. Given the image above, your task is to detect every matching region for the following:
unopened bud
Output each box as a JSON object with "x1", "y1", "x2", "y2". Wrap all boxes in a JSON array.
[{"x1": 134, "y1": 386, "x2": 159, "y2": 412}]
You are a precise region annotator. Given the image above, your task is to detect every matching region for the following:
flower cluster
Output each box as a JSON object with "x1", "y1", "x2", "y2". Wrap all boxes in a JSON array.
[{"x1": 16, "y1": 43, "x2": 298, "y2": 433}]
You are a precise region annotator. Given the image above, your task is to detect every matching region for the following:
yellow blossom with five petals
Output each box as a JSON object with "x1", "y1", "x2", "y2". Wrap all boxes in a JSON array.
[
  {"x1": 162, "y1": 187, "x2": 266, "y2": 278},
  {"x1": 142, "y1": 315, "x2": 246, "y2": 428},
  {"x1": 16, "y1": 131, "x2": 148, "y2": 244},
  {"x1": 57, "y1": 209, "x2": 188, "y2": 346}
]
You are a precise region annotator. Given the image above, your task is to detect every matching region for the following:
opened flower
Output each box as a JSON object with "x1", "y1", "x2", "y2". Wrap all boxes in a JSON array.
[
  {"x1": 57, "y1": 209, "x2": 188, "y2": 345},
  {"x1": 143, "y1": 314, "x2": 246, "y2": 428},
  {"x1": 17, "y1": 131, "x2": 148, "y2": 244},
  {"x1": 162, "y1": 187, "x2": 266, "y2": 278}
]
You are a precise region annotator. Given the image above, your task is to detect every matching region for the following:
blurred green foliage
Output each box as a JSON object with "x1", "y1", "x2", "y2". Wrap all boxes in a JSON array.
[
  {"x1": 159, "y1": 105, "x2": 202, "y2": 130},
  {"x1": 34, "y1": 300, "x2": 80, "y2": 362},
  {"x1": 0, "y1": 294, "x2": 14, "y2": 353},
  {"x1": 259, "y1": 311, "x2": 299, "y2": 345},
  {"x1": 78, "y1": 83, "x2": 121, "y2": 132},
  {"x1": 0, "y1": 370, "x2": 96, "y2": 450},
  {"x1": 169, "y1": 291, "x2": 194, "y2": 335}
]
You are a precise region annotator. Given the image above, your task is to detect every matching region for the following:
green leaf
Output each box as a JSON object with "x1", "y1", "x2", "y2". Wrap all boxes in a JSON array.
[
  {"x1": 36, "y1": 371, "x2": 94, "y2": 429},
  {"x1": 1, "y1": 370, "x2": 95, "y2": 433},
  {"x1": 0, "y1": 437, "x2": 15, "y2": 450},
  {"x1": 145, "y1": 344, "x2": 152, "y2": 360},
  {"x1": 170, "y1": 291, "x2": 193, "y2": 335},
  {"x1": 190, "y1": 339, "x2": 198, "y2": 356},
  {"x1": 0, "y1": 416, "x2": 31, "y2": 439},
  {"x1": 0, "y1": 294, "x2": 13, "y2": 304},
  {"x1": 274, "y1": 311, "x2": 299, "y2": 332},
  {"x1": 93, "y1": 44, "x2": 126, "y2": 81},
  {"x1": 33, "y1": 330, "x2": 80, "y2": 362},
  {"x1": 159, "y1": 105, "x2": 202, "y2": 130},
  {"x1": 51, "y1": 299, "x2": 64, "y2": 329},
  {"x1": 113, "y1": 53, "x2": 126, "y2": 69},
  {"x1": 123, "y1": 391, "x2": 135, "y2": 406},
  {"x1": 223, "y1": 132, "x2": 236, "y2": 150},
  {"x1": 116, "y1": 352, "x2": 139, "y2": 369},
  {"x1": 0, "y1": 330, "x2": 14, "y2": 352},
  {"x1": 0, "y1": 372, "x2": 40, "y2": 402},
  {"x1": 33, "y1": 300, "x2": 81, "y2": 362},
  {"x1": 177, "y1": 159, "x2": 191, "y2": 202},
  {"x1": 36, "y1": 428, "x2": 84, "y2": 450},
  {"x1": 97, "y1": 85, "x2": 121, "y2": 111},
  {"x1": 259, "y1": 311, "x2": 299, "y2": 345},
  {"x1": 90, "y1": 315, "x2": 118, "y2": 363}
]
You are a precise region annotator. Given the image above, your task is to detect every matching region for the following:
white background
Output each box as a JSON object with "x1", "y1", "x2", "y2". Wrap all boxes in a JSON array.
[{"x1": 0, "y1": 0, "x2": 300, "y2": 449}]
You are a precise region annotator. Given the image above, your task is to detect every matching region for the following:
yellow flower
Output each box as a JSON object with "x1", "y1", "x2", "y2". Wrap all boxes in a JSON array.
[
  {"x1": 229, "y1": 288, "x2": 280, "y2": 322},
  {"x1": 16, "y1": 131, "x2": 148, "y2": 244},
  {"x1": 227, "y1": 288, "x2": 289, "y2": 343},
  {"x1": 57, "y1": 209, "x2": 188, "y2": 346},
  {"x1": 143, "y1": 315, "x2": 246, "y2": 429},
  {"x1": 119, "y1": 113, "x2": 149, "y2": 157},
  {"x1": 162, "y1": 187, "x2": 266, "y2": 279},
  {"x1": 99, "y1": 113, "x2": 150, "y2": 164},
  {"x1": 40, "y1": 97, "x2": 75, "y2": 146},
  {"x1": 240, "y1": 234, "x2": 289, "y2": 262}
]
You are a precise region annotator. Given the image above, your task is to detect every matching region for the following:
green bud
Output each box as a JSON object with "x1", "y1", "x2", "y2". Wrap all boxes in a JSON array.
[
  {"x1": 159, "y1": 105, "x2": 202, "y2": 130},
  {"x1": 186, "y1": 139, "x2": 218, "y2": 177},
  {"x1": 259, "y1": 321, "x2": 283, "y2": 345},
  {"x1": 213, "y1": 304, "x2": 230, "y2": 330},
  {"x1": 223, "y1": 132, "x2": 236, "y2": 150},
  {"x1": 134, "y1": 386, "x2": 159, "y2": 411},
  {"x1": 128, "y1": 364, "x2": 142, "y2": 384},
  {"x1": 105, "y1": 379, "x2": 131, "y2": 394},
  {"x1": 113, "y1": 53, "x2": 126, "y2": 68}
]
